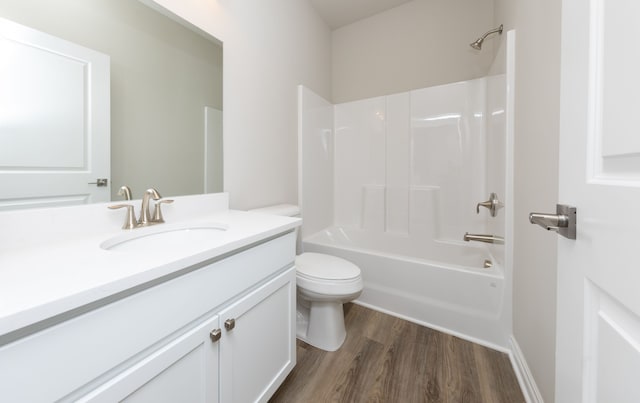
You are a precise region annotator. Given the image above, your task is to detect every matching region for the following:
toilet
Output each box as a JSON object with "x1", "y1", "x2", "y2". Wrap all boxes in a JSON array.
[{"x1": 248, "y1": 204, "x2": 363, "y2": 351}]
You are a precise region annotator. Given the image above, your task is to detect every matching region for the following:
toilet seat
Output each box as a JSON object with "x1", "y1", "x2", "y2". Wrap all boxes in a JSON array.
[
  {"x1": 296, "y1": 252, "x2": 361, "y2": 280},
  {"x1": 295, "y1": 253, "x2": 363, "y2": 296}
]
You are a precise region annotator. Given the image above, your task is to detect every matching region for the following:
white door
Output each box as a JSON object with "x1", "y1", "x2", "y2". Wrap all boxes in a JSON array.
[
  {"x1": 557, "y1": 0, "x2": 640, "y2": 401},
  {"x1": 219, "y1": 268, "x2": 296, "y2": 403},
  {"x1": 78, "y1": 315, "x2": 220, "y2": 403},
  {"x1": 0, "y1": 17, "x2": 110, "y2": 210}
]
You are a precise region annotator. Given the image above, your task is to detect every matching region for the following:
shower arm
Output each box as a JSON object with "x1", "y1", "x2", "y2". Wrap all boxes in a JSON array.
[
  {"x1": 478, "y1": 25, "x2": 504, "y2": 41},
  {"x1": 470, "y1": 24, "x2": 504, "y2": 50}
]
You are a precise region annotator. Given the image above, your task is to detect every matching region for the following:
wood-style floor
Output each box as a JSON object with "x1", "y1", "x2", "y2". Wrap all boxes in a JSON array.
[{"x1": 270, "y1": 303, "x2": 524, "y2": 403}]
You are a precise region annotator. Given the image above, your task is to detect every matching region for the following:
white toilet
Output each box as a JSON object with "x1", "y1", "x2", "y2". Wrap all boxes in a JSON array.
[{"x1": 248, "y1": 204, "x2": 363, "y2": 351}]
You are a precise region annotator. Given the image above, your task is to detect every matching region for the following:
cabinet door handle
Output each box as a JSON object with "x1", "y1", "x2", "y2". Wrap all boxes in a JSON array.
[
  {"x1": 224, "y1": 318, "x2": 236, "y2": 331},
  {"x1": 210, "y1": 328, "x2": 222, "y2": 342}
]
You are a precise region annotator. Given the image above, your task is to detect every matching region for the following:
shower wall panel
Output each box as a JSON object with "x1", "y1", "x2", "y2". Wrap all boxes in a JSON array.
[
  {"x1": 410, "y1": 80, "x2": 486, "y2": 241},
  {"x1": 485, "y1": 74, "x2": 507, "y2": 259},
  {"x1": 297, "y1": 86, "x2": 334, "y2": 239},
  {"x1": 333, "y1": 78, "x2": 488, "y2": 244},
  {"x1": 334, "y1": 97, "x2": 386, "y2": 229},
  {"x1": 385, "y1": 93, "x2": 411, "y2": 235}
]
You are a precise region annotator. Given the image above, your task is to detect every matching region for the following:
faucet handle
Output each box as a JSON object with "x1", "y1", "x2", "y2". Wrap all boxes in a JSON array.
[
  {"x1": 476, "y1": 192, "x2": 503, "y2": 217},
  {"x1": 108, "y1": 204, "x2": 138, "y2": 230},
  {"x1": 152, "y1": 199, "x2": 174, "y2": 223}
]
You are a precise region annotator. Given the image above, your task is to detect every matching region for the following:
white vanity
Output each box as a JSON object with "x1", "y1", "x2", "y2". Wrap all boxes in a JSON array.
[{"x1": 0, "y1": 193, "x2": 300, "y2": 402}]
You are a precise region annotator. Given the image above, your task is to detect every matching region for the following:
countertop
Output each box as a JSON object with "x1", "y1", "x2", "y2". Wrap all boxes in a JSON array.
[{"x1": 0, "y1": 193, "x2": 300, "y2": 337}]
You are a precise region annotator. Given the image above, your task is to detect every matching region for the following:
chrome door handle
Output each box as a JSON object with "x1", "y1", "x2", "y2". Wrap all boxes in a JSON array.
[
  {"x1": 529, "y1": 204, "x2": 576, "y2": 239},
  {"x1": 529, "y1": 213, "x2": 568, "y2": 229},
  {"x1": 89, "y1": 178, "x2": 108, "y2": 187}
]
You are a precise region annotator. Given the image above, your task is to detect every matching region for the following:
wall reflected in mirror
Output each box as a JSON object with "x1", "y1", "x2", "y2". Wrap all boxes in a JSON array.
[{"x1": 0, "y1": 0, "x2": 223, "y2": 206}]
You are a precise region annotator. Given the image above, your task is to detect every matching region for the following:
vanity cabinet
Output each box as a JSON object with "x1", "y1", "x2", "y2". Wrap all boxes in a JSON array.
[
  {"x1": 0, "y1": 232, "x2": 296, "y2": 403},
  {"x1": 81, "y1": 268, "x2": 295, "y2": 403}
]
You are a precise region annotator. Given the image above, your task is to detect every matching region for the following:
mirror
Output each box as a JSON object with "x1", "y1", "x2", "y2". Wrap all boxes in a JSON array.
[{"x1": 0, "y1": 0, "x2": 223, "y2": 204}]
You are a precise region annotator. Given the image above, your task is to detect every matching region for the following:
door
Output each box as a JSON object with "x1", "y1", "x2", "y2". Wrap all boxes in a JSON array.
[
  {"x1": 0, "y1": 17, "x2": 110, "y2": 210},
  {"x1": 78, "y1": 315, "x2": 220, "y2": 403},
  {"x1": 219, "y1": 268, "x2": 296, "y2": 403},
  {"x1": 557, "y1": 0, "x2": 640, "y2": 401}
]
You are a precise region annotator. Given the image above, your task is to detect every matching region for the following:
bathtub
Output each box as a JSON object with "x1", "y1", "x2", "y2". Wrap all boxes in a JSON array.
[{"x1": 302, "y1": 226, "x2": 509, "y2": 349}]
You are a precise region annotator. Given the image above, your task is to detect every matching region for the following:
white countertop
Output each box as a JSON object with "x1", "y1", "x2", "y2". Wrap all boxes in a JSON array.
[{"x1": 0, "y1": 193, "x2": 300, "y2": 337}]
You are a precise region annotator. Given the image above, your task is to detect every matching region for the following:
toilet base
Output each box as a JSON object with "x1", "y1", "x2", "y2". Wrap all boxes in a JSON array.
[{"x1": 296, "y1": 300, "x2": 346, "y2": 352}]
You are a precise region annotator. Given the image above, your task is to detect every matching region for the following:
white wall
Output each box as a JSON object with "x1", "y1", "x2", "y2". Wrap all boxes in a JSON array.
[
  {"x1": 331, "y1": 0, "x2": 495, "y2": 103},
  {"x1": 150, "y1": 0, "x2": 332, "y2": 210},
  {"x1": 494, "y1": 1, "x2": 561, "y2": 402}
]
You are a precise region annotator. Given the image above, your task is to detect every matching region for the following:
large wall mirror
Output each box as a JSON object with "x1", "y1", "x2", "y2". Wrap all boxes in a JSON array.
[{"x1": 0, "y1": 0, "x2": 223, "y2": 208}]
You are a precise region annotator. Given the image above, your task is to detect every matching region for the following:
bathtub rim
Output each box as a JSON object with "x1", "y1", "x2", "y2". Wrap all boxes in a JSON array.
[{"x1": 302, "y1": 228, "x2": 504, "y2": 279}]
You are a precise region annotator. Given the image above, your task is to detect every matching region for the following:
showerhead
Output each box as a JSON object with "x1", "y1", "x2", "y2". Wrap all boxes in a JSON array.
[{"x1": 470, "y1": 24, "x2": 503, "y2": 50}]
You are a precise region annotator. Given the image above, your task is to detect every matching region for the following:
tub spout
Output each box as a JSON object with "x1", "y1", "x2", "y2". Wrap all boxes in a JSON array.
[{"x1": 463, "y1": 232, "x2": 504, "y2": 245}]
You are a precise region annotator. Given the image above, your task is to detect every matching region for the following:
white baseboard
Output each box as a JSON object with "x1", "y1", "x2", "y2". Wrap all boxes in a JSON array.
[{"x1": 509, "y1": 335, "x2": 544, "y2": 403}]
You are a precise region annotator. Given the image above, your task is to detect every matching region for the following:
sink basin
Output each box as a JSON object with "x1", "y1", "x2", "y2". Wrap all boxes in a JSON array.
[{"x1": 100, "y1": 223, "x2": 229, "y2": 252}]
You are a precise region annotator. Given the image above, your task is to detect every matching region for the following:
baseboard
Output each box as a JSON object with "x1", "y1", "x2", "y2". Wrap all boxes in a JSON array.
[{"x1": 509, "y1": 335, "x2": 544, "y2": 403}]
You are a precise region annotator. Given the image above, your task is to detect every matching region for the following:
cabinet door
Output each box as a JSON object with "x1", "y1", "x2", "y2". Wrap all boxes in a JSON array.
[
  {"x1": 219, "y1": 267, "x2": 296, "y2": 403},
  {"x1": 79, "y1": 315, "x2": 220, "y2": 403}
]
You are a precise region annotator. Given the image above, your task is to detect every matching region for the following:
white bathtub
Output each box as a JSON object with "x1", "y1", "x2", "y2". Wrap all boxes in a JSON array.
[{"x1": 302, "y1": 227, "x2": 509, "y2": 349}]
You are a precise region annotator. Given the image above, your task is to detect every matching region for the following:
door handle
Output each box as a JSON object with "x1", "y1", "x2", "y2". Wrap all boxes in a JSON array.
[
  {"x1": 529, "y1": 204, "x2": 576, "y2": 240},
  {"x1": 89, "y1": 178, "x2": 108, "y2": 187}
]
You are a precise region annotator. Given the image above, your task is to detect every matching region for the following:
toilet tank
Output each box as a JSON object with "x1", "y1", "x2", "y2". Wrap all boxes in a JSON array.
[
  {"x1": 248, "y1": 204, "x2": 300, "y2": 217},
  {"x1": 248, "y1": 204, "x2": 302, "y2": 252}
]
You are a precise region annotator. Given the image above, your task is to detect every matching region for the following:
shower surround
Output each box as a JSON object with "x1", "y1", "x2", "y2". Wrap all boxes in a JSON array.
[
  {"x1": 298, "y1": 35, "x2": 513, "y2": 349},
  {"x1": 333, "y1": 79, "x2": 487, "y2": 242}
]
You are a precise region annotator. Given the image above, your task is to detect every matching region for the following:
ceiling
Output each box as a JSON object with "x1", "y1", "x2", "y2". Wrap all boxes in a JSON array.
[{"x1": 309, "y1": 0, "x2": 413, "y2": 30}]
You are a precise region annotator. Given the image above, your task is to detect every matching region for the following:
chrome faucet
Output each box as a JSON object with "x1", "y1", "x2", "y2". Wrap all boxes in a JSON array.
[
  {"x1": 463, "y1": 232, "x2": 504, "y2": 245},
  {"x1": 109, "y1": 187, "x2": 172, "y2": 229},
  {"x1": 138, "y1": 188, "x2": 162, "y2": 226}
]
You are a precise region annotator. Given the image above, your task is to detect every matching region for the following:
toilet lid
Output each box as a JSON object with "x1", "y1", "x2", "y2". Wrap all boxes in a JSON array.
[{"x1": 295, "y1": 252, "x2": 361, "y2": 280}]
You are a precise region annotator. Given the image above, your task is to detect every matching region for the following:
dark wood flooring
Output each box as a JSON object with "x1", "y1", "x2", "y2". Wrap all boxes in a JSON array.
[{"x1": 270, "y1": 303, "x2": 524, "y2": 403}]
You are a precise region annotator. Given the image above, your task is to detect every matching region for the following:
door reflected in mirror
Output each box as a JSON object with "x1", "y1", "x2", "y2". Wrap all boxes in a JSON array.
[{"x1": 0, "y1": 0, "x2": 223, "y2": 209}]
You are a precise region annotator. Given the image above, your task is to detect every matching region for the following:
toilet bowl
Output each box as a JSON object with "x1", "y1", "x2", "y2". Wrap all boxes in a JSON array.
[
  {"x1": 295, "y1": 252, "x2": 363, "y2": 351},
  {"x1": 248, "y1": 204, "x2": 363, "y2": 351}
]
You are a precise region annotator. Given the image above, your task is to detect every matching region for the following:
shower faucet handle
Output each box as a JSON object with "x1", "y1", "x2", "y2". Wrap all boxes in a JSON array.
[{"x1": 476, "y1": 192, "x2": 503, "y2": 217}]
